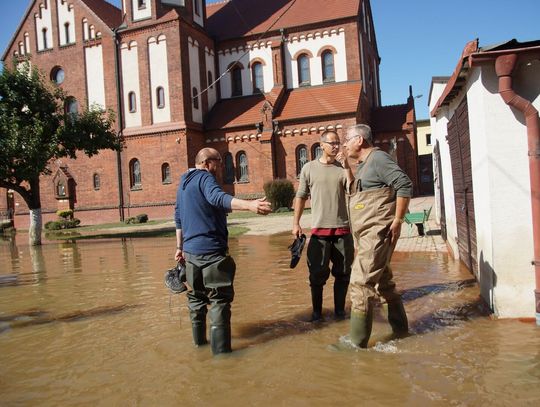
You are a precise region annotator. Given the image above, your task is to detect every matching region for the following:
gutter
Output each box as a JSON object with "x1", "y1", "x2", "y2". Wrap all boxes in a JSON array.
[
  {"x1": 113, "y1": 28, "x2": 125, "y2": 222},
  {"x1": 471, "y1": 49, "x2": 540, "y2": 325}
]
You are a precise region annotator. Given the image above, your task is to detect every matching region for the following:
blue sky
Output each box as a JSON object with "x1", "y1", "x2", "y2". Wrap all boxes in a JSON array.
[{"x1": 1, "y1": 0, "x2": 539, "y2": 119}]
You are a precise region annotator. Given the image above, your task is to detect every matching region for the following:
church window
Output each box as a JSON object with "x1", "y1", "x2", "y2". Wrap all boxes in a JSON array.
[
  {"x1": 237, "y1": 151, "x2": 249, "y2": 182},
  {"x1": 93, "y1": 173, "x2": 100, "y2": 190},
  {"x1": 56, "y1": 181, "x2": 66, "y2": 197},
  {"x1": 208, "y1": 71, "x2": 214, "y2": 89},
  {"x1": 252, "y1": 62, "x2": 264, "y2": 94},
  {"x1": 192, "y1": 87, "x2": 199, "y2": 109},
  {"x1": 194, "y1": 0, "x2": 200, "y2": 16},
  {"x1": 138, "y1": 0, "x2": 147, "y2": 9},
  {"x1": 129, "y1": 159, "x2": 142, "y2": 189},
  {"x1": 156, "y1": 87, "x2": 165, "y2": 108},
  {"x1": 231, "y1": 65, "x2": 242, "y2": 96},
  {"x1": 298, "y1": 54, "x2": 310, "y2": 86},
  {"x1": 223, "y1": 153, "x2": 234, "y2": 184},
  {"x1": 128, "y1": 92, "x2": 137, "y2": 113},
  {"x1": 322, "y1": 50, "x2": 335, "y2": 82},
  {"x1": 64, "y1": 23, "x2": 71, "y2": 44},
  {"x1": 296, "y1": 145, "x2": 308, "y2": 176},
  {"x1": 51, "y1": 66, "x2": 65, "y2": 84},
  {"x1": 42, "y1": 28, "x2": 48, "y2": 49},
  {"x1": 161, "y1": 163, "x2": 171, "y2": 184},
  {"x1": 312, "y1": 143, "x2": 323, "y2": 160}
]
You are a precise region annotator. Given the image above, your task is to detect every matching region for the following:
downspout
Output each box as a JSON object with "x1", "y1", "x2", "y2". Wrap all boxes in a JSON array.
[
  {"x1": 494, "y1": 53, "x2": 540, "y2": 325},
  {"x1": 113, "y1": 28, "x2": 125, "y2": 222}
]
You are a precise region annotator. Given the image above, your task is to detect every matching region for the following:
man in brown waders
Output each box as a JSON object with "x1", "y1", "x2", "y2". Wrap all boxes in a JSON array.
[
  {"x1": 293, "y1": 130, "x2": 354, "y2": 321},
  {"x1": 340, "y1": 124, "x2": 412, "y2": 348}
]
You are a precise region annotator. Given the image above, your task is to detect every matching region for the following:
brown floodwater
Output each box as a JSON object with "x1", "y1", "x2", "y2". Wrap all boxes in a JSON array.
[{"x1": 1, "y1": 233, "x2": 539, "y2": 406}]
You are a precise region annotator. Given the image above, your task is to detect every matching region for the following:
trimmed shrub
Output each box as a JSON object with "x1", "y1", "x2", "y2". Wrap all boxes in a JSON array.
[
  {"x1": 45, "y1": 218, "x2": 80, "y2": 230},
  {"x1": 45, "y1": 221, "x2": 62, "y2": 230},
  {"x1": 263, "y1": 179, "x2": 295, "y2": 211},
  {"x1": 56, "y1": 209, "x2": 74, "y2": 219},
  {"x1": 125, "y1": 214, "x2": 149, "y2": 224}
]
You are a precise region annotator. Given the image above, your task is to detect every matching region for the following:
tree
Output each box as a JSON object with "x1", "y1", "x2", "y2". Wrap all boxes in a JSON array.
[{"x1": 0, "y1": 62, "x2": 121, "y2": 245}]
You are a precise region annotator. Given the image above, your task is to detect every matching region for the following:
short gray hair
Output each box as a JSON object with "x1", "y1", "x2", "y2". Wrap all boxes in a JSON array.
[
  {"x1": 347, "y1": 124, "x2": 373, "y2": 145},
  {"x1": 320, "y1": 130, "x2": 338, "y2": 142}
]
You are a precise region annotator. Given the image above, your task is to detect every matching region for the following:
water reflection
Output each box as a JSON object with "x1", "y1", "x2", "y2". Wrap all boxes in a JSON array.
[{"x1": 0, "y1": 234, "x2": 539, "y2": 405}]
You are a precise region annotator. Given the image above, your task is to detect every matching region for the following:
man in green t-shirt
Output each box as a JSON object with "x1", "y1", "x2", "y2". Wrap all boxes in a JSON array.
[{"x1": 293, "y1": 130, "x2": 354, "y2": 321}]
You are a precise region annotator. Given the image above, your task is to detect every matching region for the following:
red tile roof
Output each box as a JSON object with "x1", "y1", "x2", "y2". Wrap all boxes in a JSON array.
[
  {"x1": 275, "y1": 81, "x2": 362, "y2": 122},
  {"x1": 371, "y1": 104, "x2": 410, "y2": 133},
  {"x1": 205, "y1": 94, "x2": 267, "y2": 130},
  {"x1": 80, "y1": 0, "x2": 123, "y2": 29},
  {"x1": 206, "y1": 0, "x2": 360, "y2": 40}
]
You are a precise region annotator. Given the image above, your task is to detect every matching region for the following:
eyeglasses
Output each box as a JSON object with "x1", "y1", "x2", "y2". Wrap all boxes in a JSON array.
[
  {"x1": 345, "y1": 134, "x2": 361, "y2": 142},
  {"x1": 323, "y1": 141, "x2": 341, "y2": 147}
]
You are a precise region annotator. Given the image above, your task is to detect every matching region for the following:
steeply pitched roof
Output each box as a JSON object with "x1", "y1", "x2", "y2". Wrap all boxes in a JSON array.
[
  {"x1": 371, "y1": 104, "x2": 410, "y2": 133},
  {"x1": 275, "y1": 81, "x2": 362, "y2": 122},
  {"x1": 80, "y1": 0, "x2": 122, "y2": 29},
  {"x1": 205, "y1": 94, "x2": 267, "y2": 130},
  {"x1": 206, "y1": 0, "x2": 360, "y2": 40}
]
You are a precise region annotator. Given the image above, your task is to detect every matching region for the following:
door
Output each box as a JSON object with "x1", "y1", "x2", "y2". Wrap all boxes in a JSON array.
[{"x1": 447, "y1": 98, "x2": 478, "y2": 275}]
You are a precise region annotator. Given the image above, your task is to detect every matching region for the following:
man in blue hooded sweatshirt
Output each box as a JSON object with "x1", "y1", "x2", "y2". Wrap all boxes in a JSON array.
[{"x1": 174, "y1": 147, "x2": 271, "y2": 355}]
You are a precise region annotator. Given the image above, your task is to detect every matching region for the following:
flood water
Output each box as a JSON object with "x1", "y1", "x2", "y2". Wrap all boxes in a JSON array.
[{"x1": 1, "y1": 233, "x2": 539, "y2": 406}]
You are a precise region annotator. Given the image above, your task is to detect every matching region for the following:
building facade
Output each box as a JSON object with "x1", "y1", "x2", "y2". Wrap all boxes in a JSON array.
[
  {"x1": 429, "y1": 39, "x2": 540, "y2": 321},
  {"x1": 1, "y1": 0, "x2": 418, "y2": 228}
]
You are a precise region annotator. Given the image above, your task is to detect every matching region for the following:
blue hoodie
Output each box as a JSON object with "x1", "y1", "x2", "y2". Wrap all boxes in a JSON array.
[{"x1": 174, "y1": 169, "x2": 234, "y2": 255}]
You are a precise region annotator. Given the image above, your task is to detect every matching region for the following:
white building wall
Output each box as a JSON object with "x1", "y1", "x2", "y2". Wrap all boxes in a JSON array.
[
  {"x1": 35, "y1": 1, "x2": 53, "y2": 51},
  {"x1": 188, "y1": 37, "x2": 202, "y2": 123},
  {"x1": 57, "y1": 0, "x2": 75, "y2": 46},
  {"x1": 467, "y1": 64, "x2": 536, "y2": 318},
  {"x1": 429, "y1": 82, "x2": 459, "y2": 259},
  {"x1": 205, "y1": 48, "x2": 217, "y2": 109},
  {"x1": 132, "y1": 0, "x2": 152, "y2": 21},
  {"x1": 217, "y1": 43, "x2": 274, "y2": 98},
  {"x1": 193, "y1": 0, "x2": 204, "y2": 26},
  {"x1": 285, "y1": 29, "x2": 347, "y2": 89},
  {"x1": 148, "y1": 35, "x2": 171, "y2": 124},
  {"x1": 84, "y1": 45, "x2": 106, "y2": 109},
  {"x1": 121, "y1": 42, "x2": 142, "y2": 127}
]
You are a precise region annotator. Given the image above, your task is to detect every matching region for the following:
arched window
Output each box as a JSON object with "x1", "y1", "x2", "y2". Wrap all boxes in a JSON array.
[
  {"x1": 65, "y1": 97, "x2": 78, "y2": 117},
  {"x1": 298, "y1": 54, "x2": 310, "y2": 86},
  {"x1": 231, "y1": 65, "x2": 242, "y2": 96},
  {"x1": 93, "y1": 173, "x2": 100, "y2": 190},
  {"x1": 208, "y1": 71, "x2": 214, "y2": 89},
  {"x1": 64, "y1": 23, "x2": 70, "y2": 44},
  {"x1": 194, "y1": 0, "x2": 200, "y2": 16},
  {"x1": 156, "y1": 87, "x2": 165, "y2": 108},
  {"x1": 223, "y1": 153, "x2": 235, "y2": 184},
  {"x1": 321, "y1": 50, "x2": 335, "y2": 82},
  {"x1": 237, "y1": 151, "x2": 248, "y2": 182},
  {"x1": 42, "y1": 28, "x2": 48, "y2": 49},
  {"x1": 138, "y1": 0, "x2": 147, "y2": 9},
  {"x1": 192, "y1": 87, "x2": 199, "y2": 109},
  {"x1": 161, "y1": 163, "x2": 171, "y2": 184},
  {"x1": 252, "y1": 62, "x2": 264, "y2": 94},
  {"x1": 296, "y1": 145, "x2": 308, "y2": 176},
  {"x1": 56, "y1": 181, "x2": 66, "y2": 197},
  {"x1": 312, "y1": 143, "x2": 323, "y2": 160},
  {"x1": 128, "y1": 92, "x2": 136, "y2": 113},
  {"x1": 129, "y1": 159, "x2": 142, "y2": 189}
]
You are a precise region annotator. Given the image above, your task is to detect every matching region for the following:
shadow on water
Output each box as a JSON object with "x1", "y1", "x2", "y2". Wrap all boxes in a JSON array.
[
  {"x1": 401, "y1": 278, "x2": 477, "y2": 302},
  {"x1": 0, "y1": 304, "x2": 141, "y2": 333}
]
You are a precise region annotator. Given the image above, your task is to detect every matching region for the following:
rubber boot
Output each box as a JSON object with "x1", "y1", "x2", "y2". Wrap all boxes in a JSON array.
[
  {"x1": 349, "y1": 306, "x2": 373, "y2": 348},
  {"x1": 210, "y1": 325, "x2": 232, "y2": 355},
  {"x1": 386, "y1": 299, "x2": 409, "y2": 338},
  {"x1": 333, "y1": 281, "x2": 348, "y2": 319},
  {"x1": 310, "y1": 286, "x2": 324, "y2": 322},
  {"x1": 190, "y1": 310, "x2": 208, "y2": 346}
]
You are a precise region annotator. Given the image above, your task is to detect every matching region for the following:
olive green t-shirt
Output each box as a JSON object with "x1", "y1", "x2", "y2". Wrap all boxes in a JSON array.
[{"x1": 296, "y1": 160, "x2": 349, "y2": 229}]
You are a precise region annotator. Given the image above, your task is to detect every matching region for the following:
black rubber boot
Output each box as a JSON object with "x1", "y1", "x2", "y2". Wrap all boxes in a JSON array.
[
  {"x1": 350, "y1": 306, "x2": 373, "y2": 348},
  {"x1": 210, "y1": 325, "x2": 232, "y2": 355},
  {"x1": 310, "y1": 286, "x2": 324, "y2": 321},
  {"x1": 333, "y1": 281, "x2": 349, "y2": 318},
  {"x1": 386, "y1": 299, "x2": 409, "y2": 337},
  {"x1": 190, "y1": 310, "x2": 208, "y2": 346}
]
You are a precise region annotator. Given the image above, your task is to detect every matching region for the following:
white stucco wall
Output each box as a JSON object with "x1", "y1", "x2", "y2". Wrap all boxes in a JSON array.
[
  {"x1": 188, "y1": 37, "x2": 202, "y2": 123},
  {"x1": 35, "y1": 1, "x2": 53, "y2": 51},
  {"x1": 148, "y1": 35, "x2": 171, "y2": 124},
  {"x1": 121, "y1": 41, "x2": 142, "y2": 127},
  {"x1": 285, "y1": 29, "x2": 347, "y2": 89},
  {"x1": 205, "y1": 48, "x2": 217, "y2": 109},
  {"x1": 467, "y1": 63, "x2": 536, "y2": 318},
  {"x1": 429, "y1": 82, "x2": 459, "y2": 259},
  {"x1": 132, "y1": 0, "x2": 151, "y2": 21},
  {"x1": 218, "y1": 43, "x2": 274, "y2": 98},
  {"x1": 57, "y1": 0, "x2": 75, "y2": 46},
  {"x1": 84, "y1": 44, "x2": 106, "y2": 109},
  {"x1": 416, "y1": 121, "x2": 433, "y2": 156},
  {"x1": 193, "y1": 0, "x2": 204, "y2": 26}
]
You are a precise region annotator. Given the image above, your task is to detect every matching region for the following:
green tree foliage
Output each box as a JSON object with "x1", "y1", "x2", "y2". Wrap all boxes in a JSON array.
[
  {"x1": 263, "y1": 179, "x2": 295, "y2": 211},
  {"x1": 0, "y1": 62, "x2": 121, "y2": 244}
]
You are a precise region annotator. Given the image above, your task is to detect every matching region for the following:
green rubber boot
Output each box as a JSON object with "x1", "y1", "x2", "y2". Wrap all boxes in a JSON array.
[
  {"x1": 386, "y1": 300, "x2": 409, "y2": 338},
  {"x1": 350, "y1": 307, "x2": 373, "y2": 348}
]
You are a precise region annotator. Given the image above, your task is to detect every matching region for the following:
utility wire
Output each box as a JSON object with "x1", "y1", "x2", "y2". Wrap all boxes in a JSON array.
[{"x1": 193, "y1": 0, "x2": 297, "y2": 101}]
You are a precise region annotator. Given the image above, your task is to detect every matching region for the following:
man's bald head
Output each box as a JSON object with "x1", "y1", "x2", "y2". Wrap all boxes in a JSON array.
[{"x1": 195, "y1": 148, "x2": 221, "y2": 165}]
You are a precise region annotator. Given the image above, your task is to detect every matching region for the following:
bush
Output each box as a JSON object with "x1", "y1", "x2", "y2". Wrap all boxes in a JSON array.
[
  {"x1": 45, "y1": 218, "x2": 80, "y2": 230},
  {"x1": 45, "y1": 221, "x2": 62, "y2": 230},
  {"x1": 263, "y1": 179, "x2": 295, "y2": 211},
  {"x1": 56, "y1": 209, "x2": 74, "y2": 219}
]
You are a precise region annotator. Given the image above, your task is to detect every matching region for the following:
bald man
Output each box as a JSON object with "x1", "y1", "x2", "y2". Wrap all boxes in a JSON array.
[{"x1": 174, "y1": 148, "x2": 271, "y2": 355}]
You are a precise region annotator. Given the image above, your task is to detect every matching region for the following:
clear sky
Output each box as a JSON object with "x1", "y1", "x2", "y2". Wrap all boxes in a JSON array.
[{"x1": 1, "y1": 0, "x2": 539, "y2": 119}]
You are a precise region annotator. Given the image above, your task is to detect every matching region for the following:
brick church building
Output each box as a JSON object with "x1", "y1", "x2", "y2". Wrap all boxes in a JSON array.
[{"x1": 1, "y1": 0, "x2": 418, "y2": 228}]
